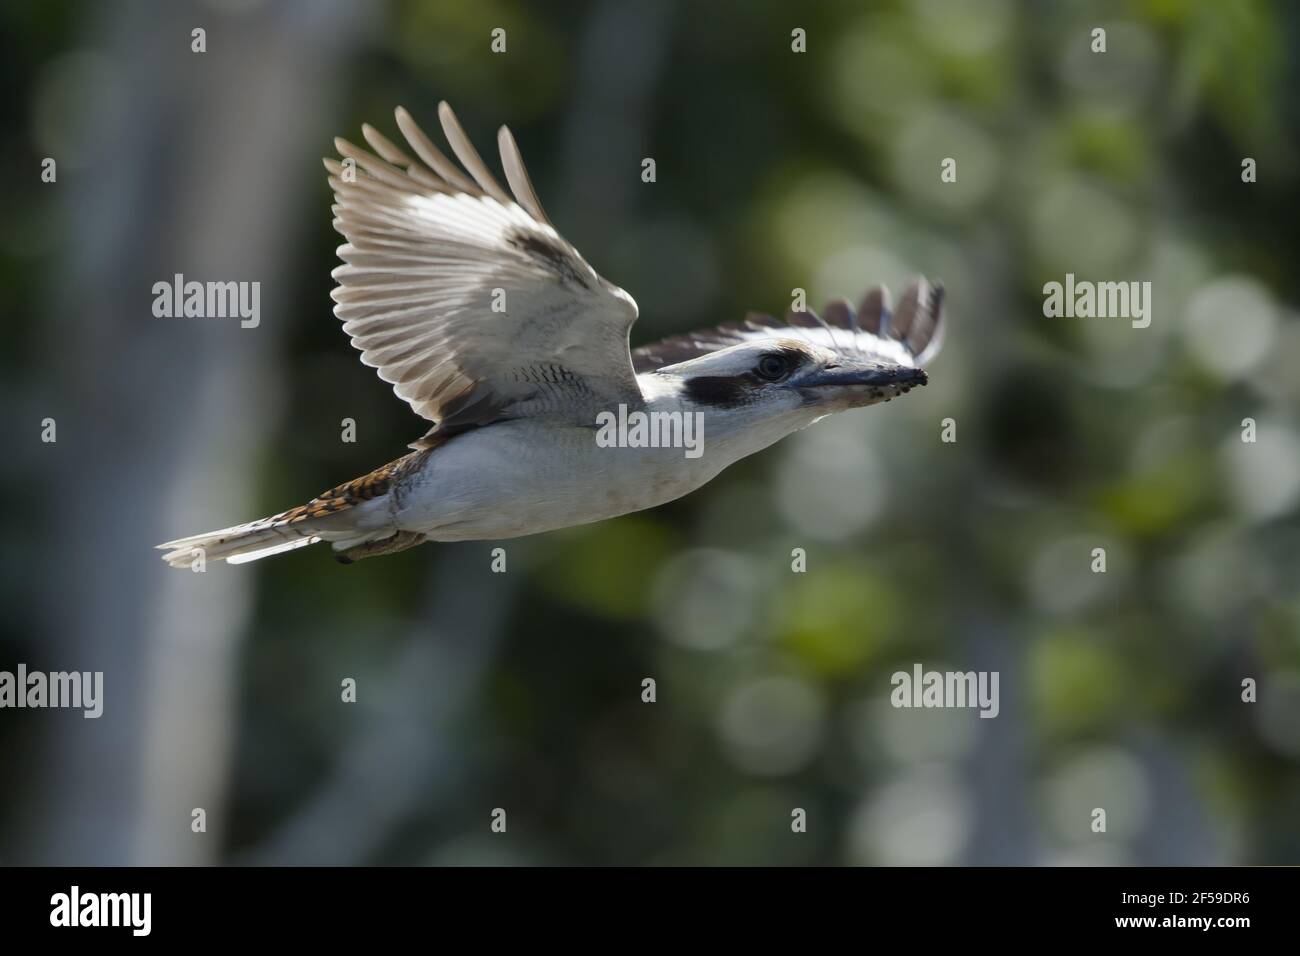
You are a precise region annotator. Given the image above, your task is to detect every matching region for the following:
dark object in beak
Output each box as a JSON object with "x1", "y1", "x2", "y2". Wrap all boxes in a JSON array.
[{"x1": 799, "y1": 363, "x2": 928, "y2": 390}]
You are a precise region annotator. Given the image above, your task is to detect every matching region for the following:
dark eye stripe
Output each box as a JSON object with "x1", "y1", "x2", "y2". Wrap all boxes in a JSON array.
[
  {"x1": 683, "y1": 346, "x2": 812, "y2": 407},
  {"x1": 684, "y1": 374, "x2": 756, "y2": 408}
]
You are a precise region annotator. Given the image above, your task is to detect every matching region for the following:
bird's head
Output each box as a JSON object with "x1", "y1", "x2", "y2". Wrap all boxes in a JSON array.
[
  {"x1": 636, "y1": 278, "x2": 945, "y2": 454},
  {"x1": 665, "y1": 337, "x2": 926, "y2": 418}
]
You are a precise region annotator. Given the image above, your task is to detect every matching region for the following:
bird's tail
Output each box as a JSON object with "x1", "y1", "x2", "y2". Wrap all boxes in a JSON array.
[
  {"x1": 156, "y1": 513, "x2": 329, "y2": 569},
  {"x1": 157, "y1": 449, "x2": 432, "y2": 569}
]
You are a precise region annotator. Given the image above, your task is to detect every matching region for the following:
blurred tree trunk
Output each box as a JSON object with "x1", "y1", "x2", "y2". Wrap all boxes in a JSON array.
[
  {"x1": 238, "y1": 544, "x2": 519, "y2": 865},
  {"x1": 24, "y1": 0, "x2": 365, "y2": 865},
  {"x1": 556, "y1": 0, "x2": 673, "y2": 242}
]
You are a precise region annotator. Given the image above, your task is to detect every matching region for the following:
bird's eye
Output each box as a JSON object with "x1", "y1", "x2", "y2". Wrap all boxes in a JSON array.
[{"x1": 755, "y1": 354, "x2": 790, "y2": 381}]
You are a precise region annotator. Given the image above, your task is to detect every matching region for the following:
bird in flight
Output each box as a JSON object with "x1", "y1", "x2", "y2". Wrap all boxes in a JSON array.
[{"x1": 159, "y1": 103, "x2": 946, "y2": 568}]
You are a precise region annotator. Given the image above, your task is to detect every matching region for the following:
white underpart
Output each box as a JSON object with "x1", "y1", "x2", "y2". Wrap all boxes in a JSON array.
[{"x1": 388, "y1": 375, "x2": 823, "y2": 541}]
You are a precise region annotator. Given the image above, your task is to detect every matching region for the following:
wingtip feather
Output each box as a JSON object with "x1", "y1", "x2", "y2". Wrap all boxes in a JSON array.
[{"x1": 437, "y1": 101, "x2": 513, "y2": 204}]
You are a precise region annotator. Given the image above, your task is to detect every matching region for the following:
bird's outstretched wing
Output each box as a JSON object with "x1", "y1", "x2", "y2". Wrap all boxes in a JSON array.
[
  {"x1": 632, "y1": 277, "x2": 946, "y2": 373},
  {"x1": 327, "y1": 103, "x2": 642, "y2": 446}
]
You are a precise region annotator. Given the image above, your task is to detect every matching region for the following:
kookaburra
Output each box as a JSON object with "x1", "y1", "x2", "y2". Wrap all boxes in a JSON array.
[{"x1": 159, "y1": 103, "x2": 945, "y2": 568}]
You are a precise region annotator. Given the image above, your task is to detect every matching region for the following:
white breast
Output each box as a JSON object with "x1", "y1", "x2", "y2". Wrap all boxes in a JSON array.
[{"x1": 390, "y1": 418, "x2": 728, "y2": 540}]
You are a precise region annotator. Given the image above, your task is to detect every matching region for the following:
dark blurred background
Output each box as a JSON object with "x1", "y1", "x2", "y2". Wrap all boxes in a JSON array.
[{"x1": 2, "y1": 0, "x2": 1298, "y2": 865}]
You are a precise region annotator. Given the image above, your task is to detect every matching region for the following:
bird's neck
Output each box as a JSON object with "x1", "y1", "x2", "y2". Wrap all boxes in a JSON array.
[{"x1": 631, "y1": 372, "x2": 822, "y2": 462}]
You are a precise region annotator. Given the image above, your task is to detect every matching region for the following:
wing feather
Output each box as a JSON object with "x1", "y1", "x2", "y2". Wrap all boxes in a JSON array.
[
  {"x1": 327, "y1": 103, "x2": 642, "y2": 445},
  {"x1": 436, "y1": 101, "x2": 513, "y2": 205},
  {"x1": 394, "y1": 105, "x2": 479, "y2": 193},
  {"x1": 632, "y1": 277, "x2": 946, "y2": 373},
  {"x1": 497, "y1": 125, "x2": 553, "y2": 227}
]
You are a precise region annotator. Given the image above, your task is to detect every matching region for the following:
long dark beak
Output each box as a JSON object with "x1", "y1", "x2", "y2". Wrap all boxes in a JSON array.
[{"x1": 798, "y1": 362, "x2": 928, "y2": 390}]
